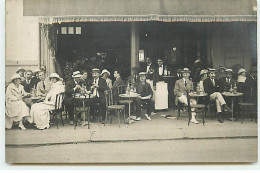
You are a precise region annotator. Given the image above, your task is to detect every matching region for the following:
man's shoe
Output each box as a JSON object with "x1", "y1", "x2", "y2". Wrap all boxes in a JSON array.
[
  {"x1": 145, "y1": 114, "x2": 152, "y2": 120},
  {"x1": 135, "y1": 117, "x2": 141, "y2": 121},
  {"x1": 151, "y1": 112, "x2": 156, "y2": 115},
  {"x1": 190, "y1": 119, "x2": 199, "y2": 124},
  {"x1": 223, "y1": 104, "x2": 231, "y2": 112},
  {"x1": 69, "y1": 121, "x2": 73, "y2": 125},
  {"x1": 19, "y1": 124, "x2": 26, "y2": 130},
  {"x1": 218, "y1": 113, "x2": 224, "y2": 123}
]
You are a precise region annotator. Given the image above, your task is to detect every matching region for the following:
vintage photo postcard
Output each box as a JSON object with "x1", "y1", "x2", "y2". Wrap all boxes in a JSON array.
[{"x1": 5, "y1": 0, "x2": 257, "y2": 163}]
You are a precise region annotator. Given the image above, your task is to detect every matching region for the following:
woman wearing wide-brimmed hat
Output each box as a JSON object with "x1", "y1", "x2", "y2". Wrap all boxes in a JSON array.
[
  {"x1": 101, "y1": 69, "x2": 112, "y2": 89},
  {"x1": 30, "y1": 73, "x2": 65, "y2": 130},
  {"x1": 5, "y1": 74, "x2": 31, "y2": 130}
]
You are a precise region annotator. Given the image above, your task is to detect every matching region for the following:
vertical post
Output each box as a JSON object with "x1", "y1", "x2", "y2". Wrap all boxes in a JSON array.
[{"x1": 131, "y1": 22, "x2": 139, "y2": 68}]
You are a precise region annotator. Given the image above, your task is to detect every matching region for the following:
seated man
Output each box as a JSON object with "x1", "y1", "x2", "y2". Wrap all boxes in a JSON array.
[
  {"x1": 134, "y1": 72, "x2": 155, "y2": 121},
  {"x1": 174, "y1": 68, "x2": 198, "y2": 124},
  {"x1": 203, "y1": 68, "x2": 231, "y2": 123},
  {"x1": 88, "y1": 68, "x2": 108, "y2": 124},
  {"x1": 219, "y1": 69, "x2": 236, "y2": 92},
  {"x1": 36, "y1": 71, "x2": 49, "y2": 97},
  {"x1": 112, "y1": 69, "x2": 125, "y2": 102},
  {"x1": 63, "y1": 71, "x2": 83, "y2": 125}
]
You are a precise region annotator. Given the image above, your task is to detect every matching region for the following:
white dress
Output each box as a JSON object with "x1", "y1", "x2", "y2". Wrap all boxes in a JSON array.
[
  {"x1": 30, "y1": 81, "x2": 65, "y2": 129},
  {"x1": 5, "y1": 83, "x2": 30, "y2": 129}
]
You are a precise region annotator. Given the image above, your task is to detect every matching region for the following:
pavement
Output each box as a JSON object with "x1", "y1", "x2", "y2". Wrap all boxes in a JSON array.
[{"x1": 5, "y1": 109, "x2": 258, "y2": 146}]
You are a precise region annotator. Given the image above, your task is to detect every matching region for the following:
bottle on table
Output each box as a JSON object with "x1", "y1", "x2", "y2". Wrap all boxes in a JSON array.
[
  {"x1": 126, "y1": 84, "x2": 131, "y2": 95},
  {"x1": 229, "y1": 85, "x2": 233, "y2": 93},
  {"x1": 233, "y1": 82, "x2": 237, "y2": 94}
]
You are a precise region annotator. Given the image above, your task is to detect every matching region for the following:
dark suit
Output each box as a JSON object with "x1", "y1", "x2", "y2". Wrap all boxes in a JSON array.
[
  {"x1": 88, "y1": 77, "x2": 108, "y2": 121},
  {"x1": 112, "y1": 77, "x2": 125, "y2": 92},
  {"x1": 126, "y1": 74, "x2": 140, "y2": 85},
  {"x1": 219, "y1": 77, "x2": 236, "y2": 93},
  {"x1": 21, "y1": 79, "x2": 37, "y2": 93},
  {"x1": 31, "y1": 77, "x2": 40, "y2": 86},
  {"x1": 63, "y1": 79, "x2": 82, "y2": 121},
  {"x1": 153, "y1": 65, "x2": 167, "y2": 86},
  {"x1": 134, "y1": 81, "x2": 154, "y2": 117},
  {"x1": 203, "y1": 78, "x2": 220, "y2": 96}
]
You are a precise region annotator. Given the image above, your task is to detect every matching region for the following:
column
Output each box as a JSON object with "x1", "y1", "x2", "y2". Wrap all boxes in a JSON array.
[{"x1": 131, "y1": 22, "x2": 139, "y2": 68}]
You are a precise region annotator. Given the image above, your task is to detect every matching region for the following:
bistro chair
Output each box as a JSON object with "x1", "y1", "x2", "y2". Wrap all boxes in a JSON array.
[
  {"x1": 105, "y1": 90, "x2": 125, "y2": 127},
  {"x1": 49, "y1": 92, "x2": 65, "y2": 129}
]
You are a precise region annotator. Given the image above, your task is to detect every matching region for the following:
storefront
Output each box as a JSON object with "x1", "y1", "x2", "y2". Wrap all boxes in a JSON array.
[{"x1": 5, "y1": 0, "x2": 257, "y2": 80}]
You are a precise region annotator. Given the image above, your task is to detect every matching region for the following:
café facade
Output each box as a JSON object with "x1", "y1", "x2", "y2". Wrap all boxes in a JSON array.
[{"x1": 6, "y1": 0, "x2": 257, "y2": 80}]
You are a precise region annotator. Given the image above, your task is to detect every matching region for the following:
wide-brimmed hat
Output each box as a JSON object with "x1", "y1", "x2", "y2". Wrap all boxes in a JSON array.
[
  {"x1": 101, "y1": 69, "x2": 110, "y2": 76},
  {"x1": 16, "y1": 67, "x2": 25, "y2": 73},
  {"x1": 11, "y1": 74, "x2": 22, "y2": 81},
  {"x1": 49, "y1": 73, "x2": 61, "y2": 80},
  {"x1": 225, "y1": 69, "x2": 233, "y2": 74},
  {"x1": 72, "y1": 71, "x2": 82, "y2": 78},
  {"x1": 181, "y1": 68, "x2": 191, "y2": 73},
  {"x1": 238, "y1": 68, "x2": 246, "y2": 74},
  {"x1": 200, "y1": 69, "x2": 208, "y2": 75}
]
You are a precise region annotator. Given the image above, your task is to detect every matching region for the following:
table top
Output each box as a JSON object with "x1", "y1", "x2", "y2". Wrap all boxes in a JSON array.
[
  {"x1": 119, "y1": 93, "x2": 140, "y2": 98},
  {"x1": 222, "y1": 92, "x2": 243, "y2": 97},
  {"x1": 189, "y1": 92, "x2": 208, "y2": 97},
  {"x1": 74, "y1": 93, "x2": 93, "y2": 99},
  {"x1": 30, "y1": 96, "x2": 45, "y2": 100}
]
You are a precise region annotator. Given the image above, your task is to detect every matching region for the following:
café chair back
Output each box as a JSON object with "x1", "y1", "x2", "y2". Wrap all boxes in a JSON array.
[
  {"x1": 105, "y1": 90, "x2": 125, "y2": 127},
  {"x1": 49, "y1": 92, "x2": 65, "y2": 129}
]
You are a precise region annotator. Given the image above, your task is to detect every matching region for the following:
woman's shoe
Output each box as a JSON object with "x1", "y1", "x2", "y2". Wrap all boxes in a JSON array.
[{"x1": 18, "y1": 124, "x2": 26, "y2": 130}]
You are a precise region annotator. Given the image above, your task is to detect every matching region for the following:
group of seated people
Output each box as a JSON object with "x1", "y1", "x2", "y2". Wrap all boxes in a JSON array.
[{"x1": 5, "y1": 62, "x2": 256, "y2": 130}]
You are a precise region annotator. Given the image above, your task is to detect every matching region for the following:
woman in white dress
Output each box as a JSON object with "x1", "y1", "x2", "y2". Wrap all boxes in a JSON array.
[
  {"x1": 30, "y1": 73, "x2": 65, "y2": 130},
  {"x1": 5, "y1": 74, "x2": 31, "y2": 130},
  {"x1": 101, "y1": 69, "x2": 112, "y2": 89}
]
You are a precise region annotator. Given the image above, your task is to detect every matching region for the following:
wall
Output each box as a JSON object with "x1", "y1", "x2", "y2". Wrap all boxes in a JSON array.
[
  {"x1": 207, "y1": 23, "x2": 254, "y2": 73},
  {"x1": 5, "y1": 0, "x2": 39, "y2": 81}
]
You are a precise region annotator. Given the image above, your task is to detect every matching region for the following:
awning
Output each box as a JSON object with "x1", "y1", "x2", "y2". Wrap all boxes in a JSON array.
[{"x1": 24, "y1": 0, "x2": 257, "y2": 23}]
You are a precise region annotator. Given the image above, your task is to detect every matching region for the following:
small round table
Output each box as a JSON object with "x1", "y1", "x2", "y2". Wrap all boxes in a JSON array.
[
  {"x1": 189, "y1": 92, "x2": 208, "y2": 101},
  {"x1": 119, "y1": 93, "x2": 140, "y2": 124},
  {"x1": 74, "y1": 93, "x2": 94, "y2": 129},
  {"x1": 222, "y1": 92, "x2": 243, "y2": 121}
]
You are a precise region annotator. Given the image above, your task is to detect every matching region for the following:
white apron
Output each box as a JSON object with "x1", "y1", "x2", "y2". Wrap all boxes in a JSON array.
[{"x1": 154, "y1": 81, "x2": 168, "y2": 110}]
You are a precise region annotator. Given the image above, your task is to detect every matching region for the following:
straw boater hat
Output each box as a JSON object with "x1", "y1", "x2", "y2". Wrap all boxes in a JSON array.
[
  {"x1": 225, "y1": 69, "x2": 233, "y2": 74},
  {"x1": 92, "y1": 68, "x2": 100, "y2": 73},
  {"x1": 101, "y1": 69, "x2": 110, "y2": 76},
  {"x1": 208, "y1": 68, "x2": 216, "y2": 72},
  {"x1": 181, "y1": 68, "x2": 191, "y2": 73},
  {"x1": 49, "y1": 73, "x2": 61, "y2": 80},
  {"x1": 16, "y1": 67, "x2": 25, "y2": 73},
  {"x1": 72, "y1": 71, "x2": 82, "y2": 78},
  {"x1": 139, "y1": 72, "x2": 147, "y2": 76},
  {"x1": 238, "y1": 68, "x2": 246, "y2": 74},
  {"x1": 11, "y1": 74, "x2": 22, "y2": 81}
]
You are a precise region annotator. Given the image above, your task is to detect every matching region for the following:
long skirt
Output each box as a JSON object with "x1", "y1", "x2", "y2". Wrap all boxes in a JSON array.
[
  {"x1": 5, "y1": 100, "x2": 30, "y2": 129},
  {"x1": 154, "y1": 81, "x2": 168, "y2": 110},
  {"x1": 30, "y1": 102, "x2": 55, "y2": 129}
]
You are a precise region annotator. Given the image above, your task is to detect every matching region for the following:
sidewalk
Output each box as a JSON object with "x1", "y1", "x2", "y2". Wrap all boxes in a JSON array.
[{"x1": 5, "y1": 109, "x2": 258, "y2": 146}]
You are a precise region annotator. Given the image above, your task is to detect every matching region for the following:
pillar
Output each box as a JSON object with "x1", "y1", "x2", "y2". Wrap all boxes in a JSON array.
[{"x1": 131, "y1": 22, "x2": 139, "y2": 68}]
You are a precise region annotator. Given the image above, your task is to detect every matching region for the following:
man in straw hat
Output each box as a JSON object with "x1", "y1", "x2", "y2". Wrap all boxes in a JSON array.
[
  {"x1": 63, "y1": 71, "x2": 83, "y2": 125},
  {"x1": 132, "y1": 72, "x2": 155, "y2": 121},
  {"x1": 88, "y1": 68, "x2": 108, "y2": 124},
  {"x1": 174, "y1": 68, "x2": 199, "y2": 124},
  {"x1": 203, "y1": 68, "x2": 231, "y2": 123}
]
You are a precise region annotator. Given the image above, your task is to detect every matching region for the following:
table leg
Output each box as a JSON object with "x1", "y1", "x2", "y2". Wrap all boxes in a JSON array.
[
  {"x1": 128, "y1": 101, "x2": 131, "y2": 125},
  {"x1": 227, "y1": 98, "x2": 236, "y2": 121}
]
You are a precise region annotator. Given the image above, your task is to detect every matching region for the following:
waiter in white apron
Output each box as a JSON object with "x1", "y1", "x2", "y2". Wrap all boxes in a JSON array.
[{"x1": 153, "y1": 58, "x2": 168, "y2": 110}]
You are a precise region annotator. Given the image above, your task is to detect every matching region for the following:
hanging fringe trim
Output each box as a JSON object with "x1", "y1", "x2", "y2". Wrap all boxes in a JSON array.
[{"x1": 39, "y1": 15, "x2": 257, "y2": 24}]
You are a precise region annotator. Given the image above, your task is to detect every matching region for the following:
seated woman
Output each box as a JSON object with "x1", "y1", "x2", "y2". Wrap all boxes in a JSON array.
[
  {"x1": 30, "y1": 73, "x2": 65, "y2": 130},
  {"x1": 101, "y1": 69, "x2": 112, "y2": 89},
  {"x1": 5, "y1": 74, "x2": 31, "y2": 130},
  {"x1": 237, "y1": 68, "x2": 256, "y2": 102}
]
